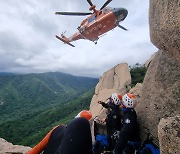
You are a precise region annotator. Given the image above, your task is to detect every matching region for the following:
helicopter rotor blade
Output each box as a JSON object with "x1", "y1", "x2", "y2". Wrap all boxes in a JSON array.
[
  {"x1": 87, "y1": 0, "x2": 93, "y2": 6},
  {"x1": 100, "y1": 0, "x2": 112, "y2": 10},
  {"x1": 55, "y1": 12, "x2": 92, "y2": 16},
  {"x1": 117, "y1": 24, "x2": 128, "y2": 31}
]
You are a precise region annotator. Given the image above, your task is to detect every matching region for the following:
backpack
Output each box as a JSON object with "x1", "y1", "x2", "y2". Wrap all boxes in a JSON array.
[
  {"x1": 95, "y1": 134, "x2": 109, "y2": 147},
  {"x1": 137, "y1": 134, "x2": 160, "y2": 154},
  {"x1": 93, "y1": 134, "x2": 109, "y2": 154}
]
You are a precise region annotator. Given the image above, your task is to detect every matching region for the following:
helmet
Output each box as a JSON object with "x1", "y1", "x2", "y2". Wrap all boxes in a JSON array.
[
  {"x1": 111, "y1": 93, "x2": 122, "y2": 105},
  {"x1": 75, "y1": 110, "x2": 92, "y2": 121},
  {"x1": 122, "y1": 93, "x2": 136, "y2": 108}
]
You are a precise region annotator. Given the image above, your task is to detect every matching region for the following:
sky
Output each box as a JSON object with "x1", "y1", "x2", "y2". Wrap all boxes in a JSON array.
[{"x1": 0, "y1": 0, "x2": 157, "y2": 78}]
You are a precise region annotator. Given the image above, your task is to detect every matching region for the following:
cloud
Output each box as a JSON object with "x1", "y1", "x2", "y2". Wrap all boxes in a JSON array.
[{"x1": 0, "y1": 0, "x2": 157, "y2": 77}]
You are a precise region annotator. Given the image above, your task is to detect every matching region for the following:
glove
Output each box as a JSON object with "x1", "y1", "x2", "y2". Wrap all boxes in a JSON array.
[{"x1": 98, "y1": 101, "x2": 102, "y2": 104}]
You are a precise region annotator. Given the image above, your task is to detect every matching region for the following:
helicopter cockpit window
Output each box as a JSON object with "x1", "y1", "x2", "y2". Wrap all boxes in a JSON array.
[{"x1": 88, "y1": 15, "x2": 96, "y2": 23}]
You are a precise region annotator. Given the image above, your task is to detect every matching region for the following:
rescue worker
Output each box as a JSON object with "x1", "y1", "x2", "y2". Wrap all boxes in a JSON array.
[
  {"x1": 98, "y1": 93, "x2": 122, "y2": 150},
  {"x1": 113, "y1": 93, "x2": 140, "y2": 154},
  {"x1": 27, "y1": 110, "x2": 92, "y2": 154},
  {"x1": 98, "y1": 93, "x2": 122, "y2": 132}
]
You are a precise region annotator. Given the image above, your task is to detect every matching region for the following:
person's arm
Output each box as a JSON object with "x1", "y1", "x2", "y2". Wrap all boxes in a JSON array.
[
  {"x1": 27, "y1": 126, "x2": 58, "y2": 154},
  {"x1": 101, "y1": 102, "x2": 110, "y2": 108}
]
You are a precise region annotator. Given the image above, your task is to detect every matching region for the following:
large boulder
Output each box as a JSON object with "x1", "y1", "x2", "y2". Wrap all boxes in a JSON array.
[
  {"x1": 149, "y1": 0, "x2": 180, "y2": 60},
  {"x1": 129, "y1": 83, "x2": 143, "y2": 98},
  {"x1": 136, "y1": 0, "x2": 180, "y2": 144},
  {"x1": 90, "y1": 63, "x2": 131, "y2": 117},
  {"x1": 144, "y1": 52, "x2": 157, "y2": 68},
  {"x1": 136, "y1": 50, "x2": 180, "y2": 142},
  {"x1": 158, "y1": 115, "x2": 180, "y2": 154},
  {"x1": 0, "y1": 138, "x2": 31, "y2": 154}
]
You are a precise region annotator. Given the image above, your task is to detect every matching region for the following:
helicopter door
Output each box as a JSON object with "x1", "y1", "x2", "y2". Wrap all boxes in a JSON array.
[{"x1": 87, "y1": 15, "x2": 99, "y2": 39}]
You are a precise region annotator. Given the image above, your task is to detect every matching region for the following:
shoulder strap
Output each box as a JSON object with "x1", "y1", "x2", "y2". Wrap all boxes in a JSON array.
[{"x1": 145, "y1": 144, "x2": 160, "y2": 154}]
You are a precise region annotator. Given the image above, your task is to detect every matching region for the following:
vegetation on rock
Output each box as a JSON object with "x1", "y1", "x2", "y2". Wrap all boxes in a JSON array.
[{"x1": 130, "y1": 63, "x2": 147, "y2": 87}]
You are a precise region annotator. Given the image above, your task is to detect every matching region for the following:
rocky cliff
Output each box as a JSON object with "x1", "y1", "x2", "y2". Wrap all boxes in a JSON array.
[
  {"x1": 158, "y1": 115, "x2": 180, "y2": 153},
  {"x1": 0, "y1": 138, "x2": 31, "y2": 154},
  {"x1": 90, "y1": 63, "x2": 131, "y2": 117},
  {"x1": 135, "y1": 0, "x2": 180, "y2": 153}
]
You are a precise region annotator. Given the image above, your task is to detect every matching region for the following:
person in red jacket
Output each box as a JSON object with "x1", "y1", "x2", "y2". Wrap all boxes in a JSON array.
[{"x1": 27, "y1": 110, "x2": 92, "y2": 154}]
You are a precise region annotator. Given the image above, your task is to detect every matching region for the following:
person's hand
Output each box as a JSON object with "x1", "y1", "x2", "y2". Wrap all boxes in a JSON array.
[
  {"x1": 101, "y1": 118, "x2": 106, "y2": 123},
  {"x1": 98, "y1": 101, "x2": 102, "y2": 104}
]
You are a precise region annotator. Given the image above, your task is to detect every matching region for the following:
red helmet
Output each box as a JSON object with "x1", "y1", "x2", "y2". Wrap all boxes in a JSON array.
[{"x1": 75, "y1": 110, "x2": 92, "y2": 121}]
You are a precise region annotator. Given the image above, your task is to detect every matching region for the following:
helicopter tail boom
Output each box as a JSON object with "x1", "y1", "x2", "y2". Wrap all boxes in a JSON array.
[{"x1": 56, "y1": 35, "x2": 75, "y2": 47}]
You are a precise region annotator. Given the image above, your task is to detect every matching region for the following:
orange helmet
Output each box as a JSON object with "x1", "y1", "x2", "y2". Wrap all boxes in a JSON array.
[
  {"x1": 122, "y1": 93, "x2": 136, "y2": 108},
  {"x1": 75, "y1": 110, "x2": 92, "y2": 121}
]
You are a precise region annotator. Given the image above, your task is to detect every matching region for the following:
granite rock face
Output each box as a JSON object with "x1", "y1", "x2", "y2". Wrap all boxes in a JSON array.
[
  {"x1": 136, "y1": 50, "x2": 180, "y2": 142},
  {"x1": 90, "y1": 63, "x2": 131, "y2": 117},
  {"x1": 129, "y1": 83, "x2": 143, "y2": 109},
  {"x1": 136, "y1": 0, "x2": 180, "y2": 145},
  {"x1": 149, "y1": 0, "x2": 180, "y2": 61},
  {"x1": 158, "y1": 115, "x2": 180, "y2": 154},
  {"x1": 0, "y1": 138, "x2": 31, "y2": 154}
]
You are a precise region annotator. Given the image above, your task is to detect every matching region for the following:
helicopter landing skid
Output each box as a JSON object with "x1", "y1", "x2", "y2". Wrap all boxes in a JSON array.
[{"x1": 56, "y1": 35, "x2": 75, "y2": 47}]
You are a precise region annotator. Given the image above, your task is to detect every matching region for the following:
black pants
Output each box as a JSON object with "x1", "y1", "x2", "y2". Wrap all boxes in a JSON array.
[
  {"x1": 43, "y1": 125, "x2": 66, "y2": 154},
  {"x1": 55, "y1": 117, "x2": 92, "y2": 154}
]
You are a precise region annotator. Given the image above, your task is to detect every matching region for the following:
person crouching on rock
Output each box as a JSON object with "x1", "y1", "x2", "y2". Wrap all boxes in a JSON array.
[
  {"x1": 113, "y1": 93, "x2": 140, "y2": 154},
  {"x1": 27, "y1": 110, "x2": 92, "y2": 154}
]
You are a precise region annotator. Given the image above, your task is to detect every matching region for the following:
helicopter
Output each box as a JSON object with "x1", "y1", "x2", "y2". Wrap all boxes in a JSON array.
[{"x1": 55, "y1": 0, "x2": 128, "y2": 47}]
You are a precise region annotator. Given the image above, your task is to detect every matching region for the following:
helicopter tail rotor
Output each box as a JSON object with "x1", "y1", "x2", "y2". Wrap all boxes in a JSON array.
[{"x1": 61, "y1": 31, "x2": 66, "y2": 37}]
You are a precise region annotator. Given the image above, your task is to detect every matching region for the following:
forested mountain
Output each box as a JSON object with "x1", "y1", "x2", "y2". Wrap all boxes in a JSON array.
[
  {"x1": 0, "y1": 72, "x2": 98, "y2": 123},
  {"x1": 0, "y1": 72, "x2": 98, "y2": 146}
]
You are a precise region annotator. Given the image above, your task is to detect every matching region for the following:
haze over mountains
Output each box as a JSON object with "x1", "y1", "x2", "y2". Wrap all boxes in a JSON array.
[{"x1": 0, "y1": 72, "x2": 98, "y2": 146}]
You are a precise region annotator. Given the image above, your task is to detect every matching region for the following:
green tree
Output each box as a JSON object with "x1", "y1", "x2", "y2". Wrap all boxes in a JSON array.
[{"x1": 130, "y1": 64, "x2": 147, "y2": 87}]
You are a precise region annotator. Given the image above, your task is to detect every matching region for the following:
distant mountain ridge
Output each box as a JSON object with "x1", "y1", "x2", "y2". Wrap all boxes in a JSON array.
[
  {"x1": 0, "y1": 72, "x2": 17, "y2": 76},
  {"x1": 0, "y1": 72, "x2": 98, "y2": 123},
  {"x1": 0, "y1": 72, "x2": 98, "y2": 146}
]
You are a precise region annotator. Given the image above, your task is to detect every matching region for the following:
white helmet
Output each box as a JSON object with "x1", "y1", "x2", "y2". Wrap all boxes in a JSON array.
[
  {"x1": 122, "y1": 93, "x2": 136, "y2": 108},
  {"x1": 111, "y1": 93, "x2": 122, "y2": 105}
]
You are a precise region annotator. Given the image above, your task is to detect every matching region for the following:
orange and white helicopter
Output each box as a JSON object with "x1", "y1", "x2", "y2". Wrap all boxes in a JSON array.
[{"x1": 55, "y1": 0, "x2": 128, "y2": 47}]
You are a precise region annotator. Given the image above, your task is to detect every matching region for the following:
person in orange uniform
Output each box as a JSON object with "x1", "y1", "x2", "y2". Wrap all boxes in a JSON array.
[{"x1": 27, "y1": 110, "x2": 92, "y2": 154}]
